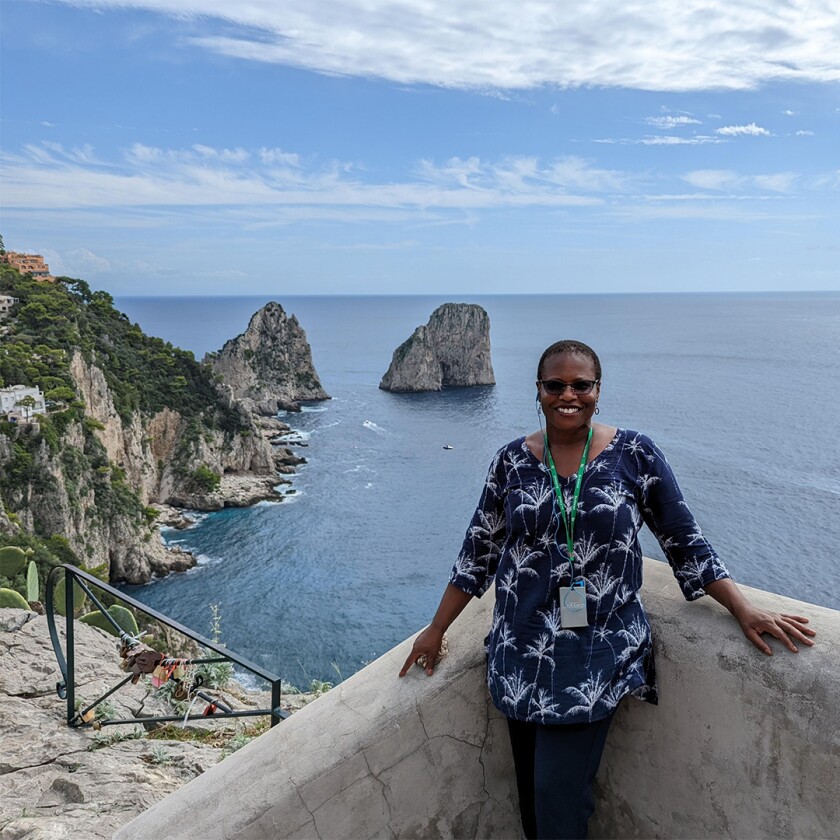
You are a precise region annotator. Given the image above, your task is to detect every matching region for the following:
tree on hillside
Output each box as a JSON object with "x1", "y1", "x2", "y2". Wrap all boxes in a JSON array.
[{"x1": 16, "y1": 395, "x2": 36, "y2": 421}]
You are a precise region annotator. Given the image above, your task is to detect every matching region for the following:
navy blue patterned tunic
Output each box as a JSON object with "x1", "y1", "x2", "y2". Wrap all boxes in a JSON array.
[{"x1": 448, "y1": 429, "x2": 730, "y2": 724}]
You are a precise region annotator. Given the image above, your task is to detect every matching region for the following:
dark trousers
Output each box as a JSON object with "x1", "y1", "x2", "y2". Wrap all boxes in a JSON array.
[{"x1": 507, "y1": 714, "x2": 615, "y2": 840}]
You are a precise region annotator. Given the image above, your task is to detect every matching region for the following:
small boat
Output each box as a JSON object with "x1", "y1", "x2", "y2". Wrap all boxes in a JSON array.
[{"x1": 442, "y1": 445, "x2": 454, "y2": 450}]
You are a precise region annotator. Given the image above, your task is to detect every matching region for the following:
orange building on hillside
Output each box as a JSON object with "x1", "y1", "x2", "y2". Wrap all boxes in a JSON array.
[{"x1": 1, "y1": 252, "x2": 55, "y2": 282}]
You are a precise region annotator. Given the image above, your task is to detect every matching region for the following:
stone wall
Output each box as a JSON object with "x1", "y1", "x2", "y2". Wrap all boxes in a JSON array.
[{"x1": 116, "y1": 559, "x2": 839, "y2": 839}]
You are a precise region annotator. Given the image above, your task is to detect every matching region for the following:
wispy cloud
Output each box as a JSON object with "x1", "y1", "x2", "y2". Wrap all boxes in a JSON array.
[
  {"x1": 417, "y1": 155, "x2": 631, "y2": 194},
  {"x1": 594, "y1": 135, "x2": 722, "y2": 145},
  {"x1": 39, "y1": 1, "x2": 840, "y2": 91},
  {"x1": 42, "y1": 247, "x2": 112, "y2": 277},
  {"x1": 645, "y1": 115, "x2": 702, "y2": 129},
  {"x1": 682, "y1": 169, "x2": 797, "y2": 193},
  {"x1": 0, "y1": 142, "x2": 625, "y2": 214},
  {"x1": 640, "y1": 135, "x2": 721, "y2": 145},
  {"x1": 715, "y1": 123, "x2": 771, "y2": 137}
]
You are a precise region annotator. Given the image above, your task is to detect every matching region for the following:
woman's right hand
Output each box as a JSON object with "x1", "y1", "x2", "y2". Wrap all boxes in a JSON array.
[{"x1": 398, "y1": 626, "x2": 445, "y2": 677}]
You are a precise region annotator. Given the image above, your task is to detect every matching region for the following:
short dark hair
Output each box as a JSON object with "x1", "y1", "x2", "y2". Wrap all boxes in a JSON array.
[{"x1": 537, "y1": 340, "x2": 602, "y2": 381}]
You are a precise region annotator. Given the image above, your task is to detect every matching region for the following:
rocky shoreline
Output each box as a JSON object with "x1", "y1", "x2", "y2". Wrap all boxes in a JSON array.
[{"x1": 147, "y1": 416, "x2": 309, "y2": 578}]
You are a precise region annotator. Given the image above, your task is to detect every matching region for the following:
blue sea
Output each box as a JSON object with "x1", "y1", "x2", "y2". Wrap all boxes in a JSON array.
[{"x1": 116, "y1": 293, "x2": 840, "y2": 689}]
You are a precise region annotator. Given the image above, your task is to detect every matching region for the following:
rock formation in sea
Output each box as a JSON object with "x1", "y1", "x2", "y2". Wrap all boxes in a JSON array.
[
  {"x1": 379, "y1": 303, "x2": 495, "y2": 393},
  {"x1": 206, "y1": 301, "x2": 330, "y2": 414}
]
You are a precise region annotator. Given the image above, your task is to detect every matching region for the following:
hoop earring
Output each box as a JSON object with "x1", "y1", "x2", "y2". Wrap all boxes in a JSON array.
[{"x1": 595, "y1": 406, "x2": 600, "y2": 415}]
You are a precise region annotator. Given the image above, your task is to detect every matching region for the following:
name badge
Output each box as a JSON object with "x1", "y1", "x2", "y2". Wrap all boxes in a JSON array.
[{"x1": 559, "y1": 586, "x2": 588, "y2": 628}]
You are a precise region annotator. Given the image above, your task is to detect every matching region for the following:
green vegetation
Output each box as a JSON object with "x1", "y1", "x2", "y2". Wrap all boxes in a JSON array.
[
  {"x1": 0, "y1": 263, "x2": 243, "y2": 430},
  {"x1": 0, "y1": 545, "x2": 31, "y2": 577},
  {"x1": 0, "y1": 588, "x2": 29, "y2": 608},
  {"x1": 79, "y1": 603, "x2": 140, "y2": 637},
  {"x1": 190, "y1": 464, "x2": 222, "y2": 494},
  {"x1": 26, "y1": 560, "x2": 39, "y2": 602},
  {"x1": 0, "y1": 533, "x2": 77, "y2": 604},
  {"x1": 53, "y1": 572, "x2": 87, "y2": 617},
  {"x1": 0, "y1": 261, "x2": 258, "y2": 592},
  {"x1": 87, "y1": 726, "x2": 144, "y2": 752}
]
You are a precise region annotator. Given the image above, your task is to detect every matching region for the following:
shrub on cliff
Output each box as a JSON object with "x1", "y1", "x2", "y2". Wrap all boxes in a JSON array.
[
  {"x1": 189, "y1": 464, "x2": 222, "y2": 494},
  {"x1": 0, "y1": 265, "x2": 244, "y2": 432}
]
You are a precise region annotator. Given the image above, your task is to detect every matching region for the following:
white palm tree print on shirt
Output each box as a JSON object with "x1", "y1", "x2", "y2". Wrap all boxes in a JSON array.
[{"x1": 449, "y1": 431, "x2": 730, "y2": 724}]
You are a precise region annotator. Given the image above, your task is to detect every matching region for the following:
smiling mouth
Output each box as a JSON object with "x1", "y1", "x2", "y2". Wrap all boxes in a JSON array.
[{"x1": 555, "y1": 406, "x2": 582, "y2": 415}]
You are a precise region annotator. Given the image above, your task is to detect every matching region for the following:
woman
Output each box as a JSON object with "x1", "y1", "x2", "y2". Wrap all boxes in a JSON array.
[{"x1": 398, "y1": 339, "x2": 815, "y2": 840}]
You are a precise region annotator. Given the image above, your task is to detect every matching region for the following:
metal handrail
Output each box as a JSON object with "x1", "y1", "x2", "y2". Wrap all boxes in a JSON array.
[{"x1": 45, "y1": 564, "x2": 287, "y2": 729}]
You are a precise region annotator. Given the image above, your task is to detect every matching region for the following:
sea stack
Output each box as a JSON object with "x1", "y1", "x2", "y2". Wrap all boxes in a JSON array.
[
  {"x1": 379, "y1": 303, "x2": 495, "y2": 393},
  {"x1": 206, "y1": 301, "x2": 329, "y2": 413}
]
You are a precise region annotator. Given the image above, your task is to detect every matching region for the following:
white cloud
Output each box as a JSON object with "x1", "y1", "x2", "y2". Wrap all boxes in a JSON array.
[
  {"x1": 640, "y1": 135, "x2": 721, "y2": 145},
  {"x1": 783, "y1": 109, "x2": 797, "y2": 116},
  {"x1": 0, "y1": 142, "x2": 624, "y2": 213},
  {"x1": 594, "y1": 135, "x2": 722, "y2": 145},
  {"x1": 682, "y1": 169, "x2": 797, "y2": 193},
  {"x1": 752, "y1": 173, "x2": 798, "y2": 192},
  {"x1": 715, "y1": 123, "x2": 771, "y2": 136},
  {"x1": 814, "y1": 170, "x2": 840, "y2": 189},
  {"x1": 41, "y1": 247, "x2": 112, "y2": 277},
  {"x1": 645, "y1": 115, "x2": 702, "y2": 129},
  {"x1": 796, "y1": 129, "x2": 814, "y2": 136},
  {"x1": 41, "y1": 1, "x2": 840, "y2": 91},
  {"x1": 682, "y1": 170, "x2": 742, "y2": 191}
]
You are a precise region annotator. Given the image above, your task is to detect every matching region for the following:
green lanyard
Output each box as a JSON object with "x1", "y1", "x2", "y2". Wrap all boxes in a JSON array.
[{"x1": 544, "y1": 426, "x2": 593, "y2": 582}]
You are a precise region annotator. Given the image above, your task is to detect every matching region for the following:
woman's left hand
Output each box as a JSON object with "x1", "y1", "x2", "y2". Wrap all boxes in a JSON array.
[
  {"x1": 732, "y1": 605, "x2": 816, "y2": 656},
  {"x1": 704, "y1": 578, "x2": 816, "y2": 655}
]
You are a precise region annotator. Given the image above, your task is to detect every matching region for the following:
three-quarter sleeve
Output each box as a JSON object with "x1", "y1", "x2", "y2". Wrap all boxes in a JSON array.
[
  {"x1": 449, "y1": 449, "x2": 507, "y2": 598},
  {"x1": 634, "y1": 435, "x2": 730, "y2": 600}
]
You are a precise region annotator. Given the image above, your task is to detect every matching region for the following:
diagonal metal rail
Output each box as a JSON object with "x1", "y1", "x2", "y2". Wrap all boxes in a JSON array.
[{"x1": 45, "y1": 564, "x2": 288, "y2": 729}]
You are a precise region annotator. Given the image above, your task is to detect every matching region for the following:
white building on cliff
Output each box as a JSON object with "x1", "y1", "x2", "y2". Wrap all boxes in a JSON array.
[
  {"x1": 0, "y1": 385, "x2": 47, "y2": 420},
  {"x1": 0, "y1": 294, "x2": 19, "y2": 316}
]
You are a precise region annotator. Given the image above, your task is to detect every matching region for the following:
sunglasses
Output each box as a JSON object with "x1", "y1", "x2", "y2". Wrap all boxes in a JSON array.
[{"x1": 538, "y1": 379, "x2": 600, "y2": 396}]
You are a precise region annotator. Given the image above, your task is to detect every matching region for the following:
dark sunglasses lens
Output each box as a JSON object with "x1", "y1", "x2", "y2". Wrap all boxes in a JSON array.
[{"x1": 541, "y1": 380, "x2": 595, "y2": 395}]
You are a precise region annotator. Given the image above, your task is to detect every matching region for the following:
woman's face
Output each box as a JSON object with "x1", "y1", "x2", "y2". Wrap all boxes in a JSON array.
[{"x1": 537, "y1": 352, "x2": 600, "y2": 433}]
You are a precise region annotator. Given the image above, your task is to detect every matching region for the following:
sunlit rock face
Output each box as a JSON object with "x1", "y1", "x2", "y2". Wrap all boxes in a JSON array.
[
  {"x1": 206, "y1": 301, "x2": 330, "y2": 413},
  {"x1": 379, "y1": 303, "x2": 495, "y2": 392}
]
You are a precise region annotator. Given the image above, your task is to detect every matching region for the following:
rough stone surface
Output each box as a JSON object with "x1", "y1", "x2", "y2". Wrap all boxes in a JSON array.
[
  {"x1": 379, "y1": 303, "x2": 495, "y2": 392},
  {"x1": 0, "y1": 609, "x2": 318, "y2": 839},
  {"x1": 0, "y1": 609, "x2": 225, "y2": 839},
  {"x1": 206, "y1": 302, "x2": 330, "y2": 413},
  {"x1": 116, "y1": 560, "x2": 838, "y2": 840},
  {"x1": 115, "y1": 590, "x2": 523, "y2": 840}
]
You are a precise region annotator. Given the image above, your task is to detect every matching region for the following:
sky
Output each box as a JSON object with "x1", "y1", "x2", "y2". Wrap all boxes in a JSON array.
[{"x1": 1, "y1": 0, "x2": 839, "y2": 296}]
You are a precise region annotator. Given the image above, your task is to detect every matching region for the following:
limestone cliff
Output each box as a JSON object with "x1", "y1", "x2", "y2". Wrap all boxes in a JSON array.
[
  {"x1": 0, "y1": 271, "x2": 312, "y2": 587},
  {"x1": 6, "y1": 352, "x2": 299, "y2": 583},
  {"x1": 0, "y1": 409, "x2": 190, "y2": 585},
  {"x1": 69, "y1": 352, "x2": 281, "y2": 509},
  {"x1": 379, "y1": 303, "x2": 495, "y2": 392},
  {"x1": 206, "y1": 302, "x2": 329, "y2": 414}
]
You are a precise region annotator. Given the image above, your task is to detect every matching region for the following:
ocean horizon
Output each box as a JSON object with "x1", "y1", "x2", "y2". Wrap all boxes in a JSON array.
[{"x1": 116, "y1": 292, "x2": 840, "y2": 688}]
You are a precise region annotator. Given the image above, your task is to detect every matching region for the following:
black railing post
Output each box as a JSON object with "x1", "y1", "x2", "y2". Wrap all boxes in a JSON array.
[
  {"x1": 44, "y1": 564, "x2": 287, "y2": 732},
  {"x1": 64, "y1": 568, "x2": 75, "y2": 725},
  {"x1": 271, "y1": 679, "x2": 282, "y2": 727}
]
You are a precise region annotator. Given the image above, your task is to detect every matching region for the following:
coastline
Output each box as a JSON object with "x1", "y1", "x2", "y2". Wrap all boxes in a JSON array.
[{"x1": 147, "y1": 415, "x2": 309, "y2": 580}]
